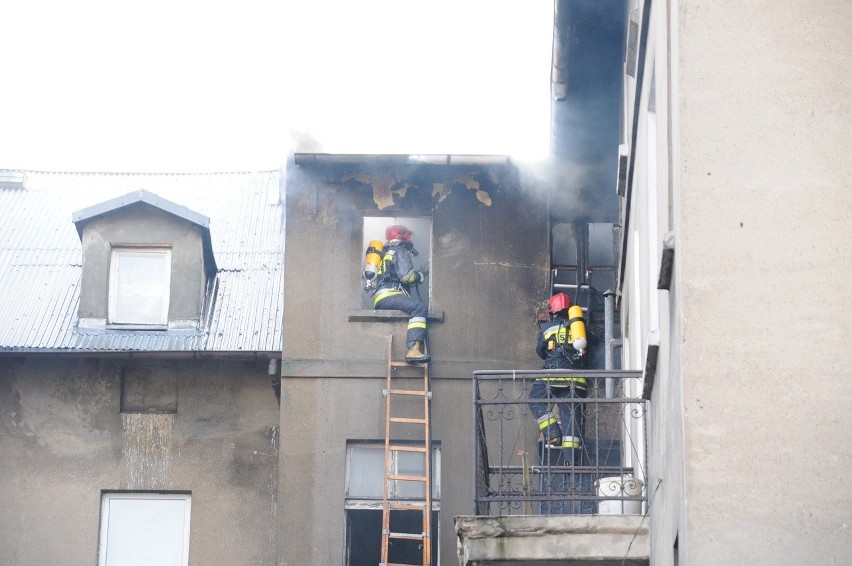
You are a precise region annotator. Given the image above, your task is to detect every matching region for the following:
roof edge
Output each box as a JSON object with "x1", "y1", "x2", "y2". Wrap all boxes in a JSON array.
[
  {"x1": 71, "y1": 189, "x2": 218, "y2": 274},
  {"x1": 72, "y1": 189, "x2": 210, "y2": 230}
]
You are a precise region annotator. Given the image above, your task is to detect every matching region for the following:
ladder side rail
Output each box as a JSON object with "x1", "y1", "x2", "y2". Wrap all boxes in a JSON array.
[
  {"x1": 381, "y1": 336, "x2": 393, "y2": 565},
  {"x1": 422, "y1": 361, "x2": 432, "y2": 566}
]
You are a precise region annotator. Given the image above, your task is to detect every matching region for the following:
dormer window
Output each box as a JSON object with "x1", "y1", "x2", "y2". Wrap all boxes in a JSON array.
[
  {"x1": 73, "y1": 190, "x2": 218, "y2": 332},
  {"x1": 109, "y1": 248, "x2": 172, "y2": 325}
]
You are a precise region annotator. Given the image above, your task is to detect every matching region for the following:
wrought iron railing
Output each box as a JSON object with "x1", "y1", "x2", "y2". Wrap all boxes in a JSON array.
[{"x1": 473, "y1": 369, "x2": 646, "y2": 516}]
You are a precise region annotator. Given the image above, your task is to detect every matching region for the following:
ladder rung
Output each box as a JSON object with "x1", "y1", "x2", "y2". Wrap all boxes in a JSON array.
[
  {"x1": 388, "y1": 444, "x2": 427, "y2": 452},
  {"x1": 387, "y1": 388, "x2": 429, "y2": 396},
  {"x1": 389, "y1": 417, "x2": 426, "y2": 424},
  {"x1": 388, "y1": 531, "x2": 426, "y2": 540},
  {"x1": 390, "y1": 361, "x2": 428, "y2": 368},
  {"x1": 388, "y1": 473, "x2": 428, "y2": 482},
  {"x1": 388, "y1": 501, "x2": 427, "y2": 510}
]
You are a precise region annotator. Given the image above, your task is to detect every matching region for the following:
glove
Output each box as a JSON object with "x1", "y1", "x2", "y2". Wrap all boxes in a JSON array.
[{"x1": 420, "y1": 262, "x2": 430, "y2": 278}]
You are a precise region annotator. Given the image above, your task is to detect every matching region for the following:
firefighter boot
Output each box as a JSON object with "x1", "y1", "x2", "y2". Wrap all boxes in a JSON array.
[
  {"x1": 405, "y1": 341, "x2": 430, "y2": 363},
  {"x1": 561, "y1": 437, "x2": 582, "y2": 462},
  {"x1": 543, "y1": 423, "x2": 562, "y2": 448}
]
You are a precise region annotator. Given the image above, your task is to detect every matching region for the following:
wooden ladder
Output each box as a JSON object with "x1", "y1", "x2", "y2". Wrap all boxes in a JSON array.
[{"x1": 380, "y1": 335, "x2": 432, "y2": 566}]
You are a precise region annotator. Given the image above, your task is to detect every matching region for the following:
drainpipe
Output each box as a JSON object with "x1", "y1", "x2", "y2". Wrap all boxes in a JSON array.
[
  {"x1": 574, "y1": 221, "x2": 589, "y2": 289},
  {"x1": 268, "y1": 358, "x2": 281, "y2": 403},
  {"x1": 603, "y1": 289, "x2": 621, "y2": 398}
]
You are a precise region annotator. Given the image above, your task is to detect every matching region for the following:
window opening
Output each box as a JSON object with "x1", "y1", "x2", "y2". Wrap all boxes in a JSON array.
[
  {"x1": 361, "y1": 217, "x2": 431, "y2": 310},
  {"x1": 550, "y1": 221, "x2": 615, "y2": 318}
]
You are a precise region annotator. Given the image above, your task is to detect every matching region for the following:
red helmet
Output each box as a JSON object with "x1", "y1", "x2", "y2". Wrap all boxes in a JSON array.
[
  {"x1": 548, "y1": 292, "x2": 571, "y2": 313},
  {"x1": 386, "y1": 224, "x2": 413, "y2": 242}
]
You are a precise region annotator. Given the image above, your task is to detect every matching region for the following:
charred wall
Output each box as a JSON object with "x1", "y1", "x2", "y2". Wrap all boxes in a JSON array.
[
  {"x1": 279, "y1": 158, "x2": 553, "y2": 565},
  {"x1": 281, "y1": 159, "x2": 551, "y2": 378}
]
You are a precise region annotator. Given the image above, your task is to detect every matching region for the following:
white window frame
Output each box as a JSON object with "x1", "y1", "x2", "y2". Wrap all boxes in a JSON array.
[
  {"x1": 98, "y1": 492, "x2": 191, "y2": 566},
  {"x1": 108, "y1": 247, "x2": 172, "y2": 325}
]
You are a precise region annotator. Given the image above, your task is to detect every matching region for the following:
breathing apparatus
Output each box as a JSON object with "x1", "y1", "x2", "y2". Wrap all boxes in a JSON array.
[
  {"x1": 363, "y1": 240, "x2": 384, "y2": 290},
  {"x1": 546, "y1": 292, "x2": 588, "y2": 352}
]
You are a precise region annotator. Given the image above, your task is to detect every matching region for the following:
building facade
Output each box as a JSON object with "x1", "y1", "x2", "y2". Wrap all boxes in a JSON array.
[
  {"x1": 279, "y1": 155, "x2": 552, "y2": 565},
  {"x1": 619, "y1": 1, "x2": 852, "y2": 565}
]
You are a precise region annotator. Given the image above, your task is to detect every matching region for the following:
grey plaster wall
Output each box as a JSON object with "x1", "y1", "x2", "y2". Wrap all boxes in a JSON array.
[
  {"x1": 676, "y1": 3, "x2": 852, "y2": 564},
  {"x1": 624, "y1": 2, "x2": 852, "y2": 565},
  {"x1": 78, "y1": 204, "x2": 207, "y2": 323},
  {"x1": 0, "y1": 356, "x2": 280, "y2": 566}
]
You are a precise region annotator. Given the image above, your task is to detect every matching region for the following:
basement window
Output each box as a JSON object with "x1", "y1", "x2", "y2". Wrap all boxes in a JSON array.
[
  {"x1": 98, "y1": 492, "x2": 191, "y2": 566},
  {"x1": 344, "y1": 442, "x2": 440, "y2": 566},
  {"x1": 109, "y1": 248, "x2": 171, "y2": 326}
]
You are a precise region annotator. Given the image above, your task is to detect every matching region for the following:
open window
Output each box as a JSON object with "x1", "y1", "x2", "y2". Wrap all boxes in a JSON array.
[
  {"x1": 344, "y1": 441, "x2": 440, "y2": 565},
  {"x1": 361, "y1": 216, "x2": 431, "y2": 310}
]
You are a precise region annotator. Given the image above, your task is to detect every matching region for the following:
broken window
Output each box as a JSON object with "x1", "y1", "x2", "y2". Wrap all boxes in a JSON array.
[{"x1": 344, "y1": 442, "x2": 440, "y2": 565}]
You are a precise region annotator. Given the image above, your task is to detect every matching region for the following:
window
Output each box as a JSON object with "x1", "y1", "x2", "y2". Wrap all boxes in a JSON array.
[
  {"x1": 109, "y1": 248, "x2": 171, "y2": 325},
  {"x1": 550, "y1": 221, "x2": 616, "y2": 307},
  {"x1": 98, "y1": 492, "x2": 191, "y2": 566},
  {"x1": 361, "y1": 217, "x2": 431, "y2": 309},
  {"x1": 344, "y1": 442, "x2": 440, "y2": 565}
]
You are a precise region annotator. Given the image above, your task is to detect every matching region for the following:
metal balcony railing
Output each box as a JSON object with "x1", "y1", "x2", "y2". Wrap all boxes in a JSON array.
[{"x1": 473, "y1": 369, "x2": 647, "y2": 516}]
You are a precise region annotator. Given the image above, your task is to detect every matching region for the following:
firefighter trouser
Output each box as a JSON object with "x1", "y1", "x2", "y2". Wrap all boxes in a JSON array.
[
  {"x1": 374, "y1": 290, "x2": 428, "y2": 349},
  {"x1": 530, "y1": 379, "x2": 587, "y2": 453}
]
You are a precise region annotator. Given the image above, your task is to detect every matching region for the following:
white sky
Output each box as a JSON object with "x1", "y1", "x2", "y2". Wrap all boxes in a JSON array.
[{"x1": 0, "y1": 1, "x2": 552, "y2": 172}]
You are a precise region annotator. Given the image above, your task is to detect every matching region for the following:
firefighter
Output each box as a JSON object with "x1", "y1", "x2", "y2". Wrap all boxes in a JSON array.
[
  {"x1": 373, "y1": 224, "x2": 430, "y2": 363},
  {"x1": 530, "y1": 291, "x2": 588, "y2": 462}
]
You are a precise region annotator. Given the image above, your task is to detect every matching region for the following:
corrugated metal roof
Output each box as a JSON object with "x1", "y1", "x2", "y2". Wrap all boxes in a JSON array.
[{"x1": 0, "y1": 170, "x2": 284, "y2": 355}]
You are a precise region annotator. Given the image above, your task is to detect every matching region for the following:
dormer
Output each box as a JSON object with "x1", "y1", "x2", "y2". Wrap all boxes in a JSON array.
[{"x1": 72, "y1": 190, "x2": 217, "y2": 331}]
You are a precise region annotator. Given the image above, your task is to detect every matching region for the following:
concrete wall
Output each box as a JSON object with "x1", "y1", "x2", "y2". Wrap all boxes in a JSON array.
[
  {"x1": 0, "y1": 356, "x2": 280, "y2": 566},
  {"x1": 622, "y1": 2, "x2": 852, "y2": 565},
  {"x1": 79, "y1": 204, "x2": 207, "y2": 324},
  {"x1": 280, "y1": 161, "x2": 552, "y2": 565}
]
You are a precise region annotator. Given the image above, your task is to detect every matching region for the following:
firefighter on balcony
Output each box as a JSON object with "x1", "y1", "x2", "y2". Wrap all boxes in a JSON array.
[
  {"x1": 368, "y1": 224, "x2": 430, "y2": 363},
  {"x1": 530, "y1": 292, "x2": 589, "y2": 462}
]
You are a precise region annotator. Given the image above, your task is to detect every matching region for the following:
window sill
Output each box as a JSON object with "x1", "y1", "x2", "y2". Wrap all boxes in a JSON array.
[
  {"x1": 348, "y1": 309, "x2": 444, "y2": 323},
  {"x1": 106, "y1": 324, "x2": 169, "y2": 331}
]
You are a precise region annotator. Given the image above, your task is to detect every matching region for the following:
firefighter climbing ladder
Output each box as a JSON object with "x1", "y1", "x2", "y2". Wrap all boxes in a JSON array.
[{"x1": 380, "y1": 335, "x2": 433, "y2": 566}]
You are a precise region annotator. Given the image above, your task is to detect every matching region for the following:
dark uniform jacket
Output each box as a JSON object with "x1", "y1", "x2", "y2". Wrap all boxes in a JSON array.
[
  {"x1": 376, "y1": 243, "x2": 422, "y2": 292},
  {"x1": 536, "y1": 316, "x2": 587, "y2": 370}
]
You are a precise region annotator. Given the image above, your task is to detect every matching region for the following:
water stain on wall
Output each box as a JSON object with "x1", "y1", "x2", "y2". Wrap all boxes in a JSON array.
[{"x1": 122, "y1": 413, "x2": 174, "y2": 489}]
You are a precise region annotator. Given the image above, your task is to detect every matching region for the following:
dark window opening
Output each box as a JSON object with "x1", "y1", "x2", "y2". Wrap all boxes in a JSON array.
[{"x1": 345, "y1": 509, "x2": 439, "y2": 566}]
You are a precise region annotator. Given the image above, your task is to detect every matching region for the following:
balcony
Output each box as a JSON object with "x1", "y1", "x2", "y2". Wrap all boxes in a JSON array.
[{"x1": 456, "y1": 369, "x2": 649, "y2": 565}]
